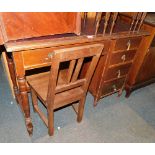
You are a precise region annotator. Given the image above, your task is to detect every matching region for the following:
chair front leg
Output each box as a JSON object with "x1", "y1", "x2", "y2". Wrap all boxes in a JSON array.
[{"x1": 48, "y1": 108, "x2": 54, "y2": 136}]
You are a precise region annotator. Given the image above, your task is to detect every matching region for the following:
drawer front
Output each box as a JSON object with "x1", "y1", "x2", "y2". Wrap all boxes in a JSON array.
[
  {"x1": 22, "y1": 42, "x2": 105, "y2": 70},
  {"x1": 22, "y1": 47, "x2": 54, "y2": 69},
  {"x1": 104, "y1": 63, "x2": 131, "y2": 81},
  {"x1": 115, "y1": 37, "x2": 142, "y2": 51},
  {"x1": 110, "y1": 50, "x2": 136, "y2": 66},
  {"x1": 101, "y1": 78, "x2": 125, "y2": 97}
]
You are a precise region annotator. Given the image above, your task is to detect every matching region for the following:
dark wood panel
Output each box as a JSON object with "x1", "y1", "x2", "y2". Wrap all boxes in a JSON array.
[
  {"x1": 88, "y1": 41, "x2": 110, "y2": 96},
  {"x1": 135, "y1": 47, "x2": 155, "y2": 83}
]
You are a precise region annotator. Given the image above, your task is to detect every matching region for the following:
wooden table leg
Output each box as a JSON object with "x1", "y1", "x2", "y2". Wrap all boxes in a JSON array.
[
  {"x1": 17, "y1": 76, "x2": 33, "y2": 135},
  {"x1": 11, "y1": 52, "x2": 33, "y2": 136},
  {"x1": 5, "y1": 52, "x2": 19, "y2": 99}
]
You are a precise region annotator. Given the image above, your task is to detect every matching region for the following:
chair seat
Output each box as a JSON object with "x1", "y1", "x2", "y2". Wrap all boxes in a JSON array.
[{"x1": 27, "y1": 71, "x2": 84, "y2": 110}]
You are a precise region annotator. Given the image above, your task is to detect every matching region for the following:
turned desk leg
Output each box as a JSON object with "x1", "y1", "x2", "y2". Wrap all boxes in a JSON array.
[
  {"x1": 12, "y1": 52, "x2": 33, "y2": 136},
  {"x1": 17, "y1": 76, "x2": 33, "y2": 135}
]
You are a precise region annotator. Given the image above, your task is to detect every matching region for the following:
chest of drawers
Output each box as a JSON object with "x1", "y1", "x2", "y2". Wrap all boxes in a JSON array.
[{"x1": 89, "y1": 35, "x2": 144, "y2": 106}]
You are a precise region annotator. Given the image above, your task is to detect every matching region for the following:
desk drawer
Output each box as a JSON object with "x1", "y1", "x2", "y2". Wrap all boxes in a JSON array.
[
  {"x1": 115, "y1": 37, "x2": 141, "y2": 51},
  {"x1": 22, "y1": 42, "x2": 105, "y2": 70},
  {"x1": 110, "y1": 50, "x2": 136, "y2": 66},
  {"x1": 104, "y1": 63, "x2": 131, "y2": 81},
  {"x1": 101, "y1": 78, "x2": 125, "y2": 97},
  {"x1": 22, "y1": 48, "x2": 53, "y2": 69}
]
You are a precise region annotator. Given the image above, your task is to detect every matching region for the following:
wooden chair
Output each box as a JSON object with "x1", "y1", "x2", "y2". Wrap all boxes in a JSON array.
[{"x1": 27, "y1": 44, "x2": 104, "y2": 136}]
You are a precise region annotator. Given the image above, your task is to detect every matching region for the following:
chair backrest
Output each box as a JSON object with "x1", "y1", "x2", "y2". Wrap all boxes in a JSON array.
[{"x1": 46, "y1": 44, "x2": 104, "y2": 104}]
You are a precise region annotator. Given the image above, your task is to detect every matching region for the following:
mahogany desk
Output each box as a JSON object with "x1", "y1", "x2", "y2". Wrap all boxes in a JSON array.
[{"x1": 0, "y1": 13, "x2": 149, "y2": 135}]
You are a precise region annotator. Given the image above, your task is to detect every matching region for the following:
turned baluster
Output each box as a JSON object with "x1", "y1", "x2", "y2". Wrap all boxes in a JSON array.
[
  {"x1": 130, "y1": 12, "x2": 138, "y2": 31},
  {"x1": 83, "y1": 12, "x2": 87, "y2": 27},
  {"x1": 103, "y1": 12, "x2": 111, "y2": 35},
  {"x1": 110, "y1": 12, "x2": 118, "y2": 35},
  {"x1": 137, "y1": 12, "x2": 147, "y2": 31},
  {"x1": 95, "y1": 12, "x2": 102, "y2": 36},
  {"x1": 133, "y1": 12, "x2": 143, "y2": 32}
]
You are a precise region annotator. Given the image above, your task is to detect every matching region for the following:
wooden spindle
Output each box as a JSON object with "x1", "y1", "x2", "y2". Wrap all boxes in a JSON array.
[
  {"x1": 103, "y1": 12, "x2": 111, "y2": 35},
  {"x1": 83, "y1": 12, "x2": 87, "y2": 27},
  {"x1": 130, "y1": 12, "x2": 138, "y2": 31},
  {"x1": 133, "y1": 12, "x2": 143, "y2": 31},
  {"x1": 137, "y1": 12, "x2": 147, "y2": 31},
  {"x1": 95, "y1": 12, "x2": 102, "y2": 36},
  {"x1": 110, "y1": 12, "x2": 118, "y2": 35}
]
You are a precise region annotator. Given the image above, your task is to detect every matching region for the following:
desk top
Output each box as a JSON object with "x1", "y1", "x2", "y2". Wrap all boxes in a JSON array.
[{"x1": 0, "y1": 12, "x2": 81, "y2": 45}]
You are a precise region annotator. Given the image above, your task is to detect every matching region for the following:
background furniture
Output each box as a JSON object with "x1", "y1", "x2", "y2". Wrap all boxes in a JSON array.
[{"x1": 135, "y1": 17, "x2": 155, "y2": 87}]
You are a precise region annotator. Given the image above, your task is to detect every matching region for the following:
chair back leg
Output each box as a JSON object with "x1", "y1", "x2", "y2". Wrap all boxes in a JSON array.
[
  {"x1": 77, "y1": 96, "x2": 86, "y2": 122},
  {"x1": 31, "y1": 88, "x2": 38, "y2": 113}
]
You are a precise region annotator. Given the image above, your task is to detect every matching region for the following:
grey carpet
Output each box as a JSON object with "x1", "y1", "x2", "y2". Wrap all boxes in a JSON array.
[
  {"x1": 0, "y1": 59, "x2": 31, "y2": 142},
  {"x1": 0, "y1": 59, "x2": 155, "y2": 143}
]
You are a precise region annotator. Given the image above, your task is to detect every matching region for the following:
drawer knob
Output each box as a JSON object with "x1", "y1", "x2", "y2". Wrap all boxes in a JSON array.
[
  {"x1": 48, "y1": 52, "x2": 55, "y2": 58},
  {"x1": 117, "y1": 70, "x2": 121, "y2": 78},
  {"x1": 112, "y1": 85, "x2": 117, "y2": 91},
  {"x1": 127, "y1": 40, "x2": 131, "y2": 51},
  {"x1": 44, "y1": 57, "x2": 49, "y2": 61},
  {"x1": 121, "y1": 54, "x2": 126, "y2": 62}
]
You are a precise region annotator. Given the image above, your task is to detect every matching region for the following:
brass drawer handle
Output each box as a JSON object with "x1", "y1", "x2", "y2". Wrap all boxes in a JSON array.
[
  {"x1": 112, "y1": 85, "x2": 117, "y2": 91},
  {"x1": 44, "y1": 57, "x2": 49, "y2": 61},
  {"x1": 48, "y1": 52, "x2": 55, "y2": 58},
  {"x1": 126, "y1": 40, "x2": 131, "y2": 51},
  {"x1": 117, "y1": 70, "x2": 121, "y2": 78},
  {"x1": 121, "y1": 54, "x2": 126, "y2": 62}
]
